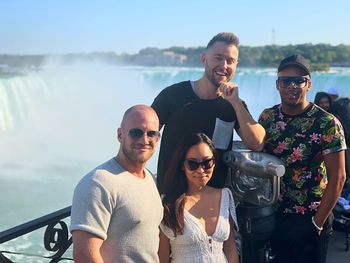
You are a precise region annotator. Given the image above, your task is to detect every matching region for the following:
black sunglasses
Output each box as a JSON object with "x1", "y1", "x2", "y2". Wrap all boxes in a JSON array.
[
  {"x1": 128, "y1": 128, "x2": 160, "y2": 140},
  {"x1": 277, "y1": 76, "x2": 309, "y2": 89},
  {"x1": 184, "y1": 157, "x2": 215, "y2": 171}
]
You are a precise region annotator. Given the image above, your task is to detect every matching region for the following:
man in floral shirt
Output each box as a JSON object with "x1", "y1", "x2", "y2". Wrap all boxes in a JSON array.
[{"x1": 259, "y1": 54, "x2": 347, "y2": 263}]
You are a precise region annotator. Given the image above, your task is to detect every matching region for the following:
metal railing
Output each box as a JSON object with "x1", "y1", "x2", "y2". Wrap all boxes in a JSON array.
[{"x1": 0, "y1": 206, "x2": 72, "y2": 263}]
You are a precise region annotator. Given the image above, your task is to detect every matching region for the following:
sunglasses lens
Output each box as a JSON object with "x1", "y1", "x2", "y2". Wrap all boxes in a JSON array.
[
  {"x1": 186, "y1": 160, "x2": 200, "y2": 170},
  {"x1": 185, "y1": 158, "x2": 215, "y2": 171},
  {"x1": 128, "y1": 128, "x2": 143, "y2": 139},
  {"x1": 147, "y1": 131, "x2": 158, "y2": 138},
  {"x1": 278, "y1": 77, "x2": 307, "y2": 88},
  {"x1": 202, "y1": 159, "x2": 214, "y2": 169},
  {"x1": 128, "y1": 128, "x2": 160, "y2": 140}
]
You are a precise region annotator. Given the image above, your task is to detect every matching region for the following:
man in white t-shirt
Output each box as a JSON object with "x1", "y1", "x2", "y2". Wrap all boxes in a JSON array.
[{"x1": 70, "y1": 105, "x2": 163, "y2": 263}]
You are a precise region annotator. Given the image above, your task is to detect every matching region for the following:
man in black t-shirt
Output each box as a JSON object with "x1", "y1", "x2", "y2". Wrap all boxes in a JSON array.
[{"x1": 151, "y1": 32, "x2": 265, "y2": 193}]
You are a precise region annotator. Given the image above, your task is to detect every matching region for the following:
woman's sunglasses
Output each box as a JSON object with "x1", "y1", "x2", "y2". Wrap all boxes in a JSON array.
[{"x1": 184, "y1": 157, "x2": 215, "y2": 171}]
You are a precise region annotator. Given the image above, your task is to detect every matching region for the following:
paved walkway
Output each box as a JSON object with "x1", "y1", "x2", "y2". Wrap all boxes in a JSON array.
[{"x1": 327, "y1": 230, "x2": 349, "y2": 263}]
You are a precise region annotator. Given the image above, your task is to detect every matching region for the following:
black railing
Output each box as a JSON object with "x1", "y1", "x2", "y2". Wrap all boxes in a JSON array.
[{"x1": 0, "y1": 206, "x2": 72, "y2": 263}]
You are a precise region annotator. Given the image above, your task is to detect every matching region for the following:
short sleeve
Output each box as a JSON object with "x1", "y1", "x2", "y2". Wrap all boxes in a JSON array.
[
  {"x1": 258, "y1": 108, "x2": 272, "y2": 128},
  {"x1": 151, "y1": 89, "x2": 170, "y2": 129},
  {"x1": 321, "y1": 116, "x2": 347, "y2": 156},
  {"x1": 70, "y1": 176, "x2": 113, "y2": 240},
  {"x1": 159, "y1": 222, "x2": 176, "y2": 241},
  {"x1": 234, "y1": 100, "x2": 249, "y2": 131}
]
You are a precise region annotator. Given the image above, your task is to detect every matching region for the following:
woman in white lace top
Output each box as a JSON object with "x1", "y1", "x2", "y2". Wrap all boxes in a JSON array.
[{"x1": 158, "y1": 133, "x2": 239, "y2": 263}]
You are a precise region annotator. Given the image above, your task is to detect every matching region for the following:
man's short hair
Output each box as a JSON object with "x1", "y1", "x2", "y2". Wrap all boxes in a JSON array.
[{"x1": 206, "y1": 32, "x2": 240, "y2": 49}]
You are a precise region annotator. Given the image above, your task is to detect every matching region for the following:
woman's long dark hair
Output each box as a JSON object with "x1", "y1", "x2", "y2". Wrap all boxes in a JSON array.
[
  {"x1": 161, "y1": 133, "x2": 217, "y2": 236},
  {"x1": 314, "y1": 91, "x2": 333, "y2": 110}
]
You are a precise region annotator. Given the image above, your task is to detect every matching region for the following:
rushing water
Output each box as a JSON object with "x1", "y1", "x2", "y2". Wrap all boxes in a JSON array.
[{"x1": 1, "y1": 63, "x2": 350, "y2": 262}]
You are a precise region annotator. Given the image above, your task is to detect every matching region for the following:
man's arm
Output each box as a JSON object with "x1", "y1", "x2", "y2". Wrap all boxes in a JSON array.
[
  {"x1": 219, "y1": 83, "x2": 265, "y2": 151},
  {"x1": 72, "y1": 230, "x2": 105, "y2": 263},
  {"x1": 313, "y1": 150, "x2": 346, "y2": 230},
  {"x1": 234, "y1": 99, "x2": 265, "y2": 151}
]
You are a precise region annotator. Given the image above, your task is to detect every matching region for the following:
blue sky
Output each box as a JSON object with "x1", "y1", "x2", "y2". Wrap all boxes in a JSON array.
[{"x1": 1, "y1": 0, "x2": 349, "y2": 54}]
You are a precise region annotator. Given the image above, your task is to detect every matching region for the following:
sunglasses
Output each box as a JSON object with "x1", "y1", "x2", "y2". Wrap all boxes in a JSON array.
[
  {"x1": 184, "y1": 157, "x2": 215, "y2": 171},
  {"x1": 128, "y1": 128, "x2": 160, "y2": 140},
  {"x1": 277, "y1": 76, "x2": 309, "y2": 89}
]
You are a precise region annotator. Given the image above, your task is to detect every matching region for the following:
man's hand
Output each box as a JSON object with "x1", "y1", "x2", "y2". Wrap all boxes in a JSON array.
[
  {"x1": 219, "y1": 82, "x2": 241, "y2": 106},
  {"x1": 219, "y1": 82, "x2": 265, "y2": 151}
]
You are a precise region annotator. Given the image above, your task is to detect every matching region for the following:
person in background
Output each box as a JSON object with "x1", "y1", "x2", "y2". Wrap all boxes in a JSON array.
[
  {"x1": 314, "y1": 91, "x2": 333, "y2": 112},
  {"x1": 152, "y1": 32, "x2": 265, "y2": 194},
  {"x1": 158, "y1": 133, "x2": 239, "y2": 263},
  {"x1": 259, "y1": 54, "x2": 346, "y2": 263},
  {"x1": 327, "y1": 87, "x2": 339, "y2": 101},
  {"x1": 70, "y1": 105, "x2": 163, "y2": 263}
]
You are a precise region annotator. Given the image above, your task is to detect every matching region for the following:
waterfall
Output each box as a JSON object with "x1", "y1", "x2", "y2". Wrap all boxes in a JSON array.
[
  {"x1": 0, "y1": 63, "x2": 349, "y2": 261},
  {"x1": 1, "y1": 64, "x2": 350, "y2": 175}
]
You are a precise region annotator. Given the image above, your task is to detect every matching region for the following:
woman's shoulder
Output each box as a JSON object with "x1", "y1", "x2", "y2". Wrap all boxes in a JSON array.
[
  {"x1": 205, "y1": 186, "x2": 223, "y2": 198},
  {"x1": 221, "y1": 187, "x2": 233, "y2": 199},
  {"x1": 204, "y1": 186, "x2": 232, "y2": 199}
]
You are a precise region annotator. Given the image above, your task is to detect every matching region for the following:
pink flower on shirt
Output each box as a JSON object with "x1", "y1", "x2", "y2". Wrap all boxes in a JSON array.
[
  {"x1": 292, "y1": 169, "x2": 301, "y2": 182},
  {"x1": 321, "y1": 134, "x2": 334, "y2": 143},
  {"x1": 293, "y1": 205, "x2": 306, "y2": 214},
  {"x1": 273, "y1": 141, "x2": 287, "y2": 154},
  {"x1": 276, "y1": 121, "x2": 286, "y2": 130},
  {"x1": 290, "y1": 147, "x2": 303, "y2": 162},
  {"x1": 315, "y1": 174, "x2": 322, "y2": 182},
  {"x1": 308, "y1": 202, "x2": 320, "y2": 211},
  {"x1": 310, "y1": 133, "x2": 320, "y2": 143}
]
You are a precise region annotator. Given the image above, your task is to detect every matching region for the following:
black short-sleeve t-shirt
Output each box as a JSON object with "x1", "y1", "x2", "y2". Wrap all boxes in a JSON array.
[{"x1": 151, "y1": 81, "x2": 241, "y2": 193}]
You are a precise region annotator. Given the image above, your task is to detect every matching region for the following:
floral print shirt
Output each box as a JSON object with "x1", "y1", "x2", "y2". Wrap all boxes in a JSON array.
[{"x1": 259, "y1": 103, "x2": 346, "y2": 215}]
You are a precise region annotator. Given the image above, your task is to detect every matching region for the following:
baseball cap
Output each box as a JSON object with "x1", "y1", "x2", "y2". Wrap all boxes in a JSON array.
[
  {"x1": 327, "y1": 87, "x2": 339, "y2": 96},
  {"x1": 278, "y1": 54, "x2": 310, "y2": 76}
]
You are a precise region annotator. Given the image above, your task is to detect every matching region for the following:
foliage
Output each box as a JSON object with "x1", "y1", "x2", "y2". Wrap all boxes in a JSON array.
[{"x1": 1, "y1": 44, "x2": 350, "y2": 71}]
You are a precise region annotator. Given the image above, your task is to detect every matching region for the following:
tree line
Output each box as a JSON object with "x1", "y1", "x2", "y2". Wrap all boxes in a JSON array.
[{"x1": 1, "y1": 44, "x2": 350, "y2": 71}]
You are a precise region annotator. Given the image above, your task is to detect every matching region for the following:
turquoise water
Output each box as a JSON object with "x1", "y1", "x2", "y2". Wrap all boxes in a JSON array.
[{"x1": 1, "y1": 64, "x2": 350, "y2": 262}]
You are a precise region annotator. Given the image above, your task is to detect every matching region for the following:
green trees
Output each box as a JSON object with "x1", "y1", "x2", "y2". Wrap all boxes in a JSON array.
[
  {"x1": 162, "y1": 43, "x2": 350, "y2": 70},
  {"x1": 1, "y1": 44, "x2": 350, "y2": 71}
]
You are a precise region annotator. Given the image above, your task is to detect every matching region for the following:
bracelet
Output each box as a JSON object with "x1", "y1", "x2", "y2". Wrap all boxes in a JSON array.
[{"x1": 311, "y1": 216, "x2": 323, "y2": 231}]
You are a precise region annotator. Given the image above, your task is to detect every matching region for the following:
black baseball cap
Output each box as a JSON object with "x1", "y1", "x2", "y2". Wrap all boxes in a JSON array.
[{"x1": 278, "y1": 54, "x2": 310, "y2": 76}]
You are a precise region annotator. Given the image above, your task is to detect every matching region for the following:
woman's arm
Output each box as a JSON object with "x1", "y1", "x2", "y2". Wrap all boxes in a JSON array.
[
  {"x1": 158, "y1": 229, "x2": 171, "y2": 263},
  {"x1": 223, "y1": 219, "x2": 239, "y2": 263}
]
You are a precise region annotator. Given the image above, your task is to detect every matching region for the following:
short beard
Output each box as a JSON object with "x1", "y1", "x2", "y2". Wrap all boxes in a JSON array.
[
  {"x1": 121, "y1": 144, "x2": 152, "y2": 164},
  {"x1": 204, "y1": 64, "x2": 233, "y2": 89},
  {"x1": 205, "y1": 69, "x2": 221, "y2": 88}
]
